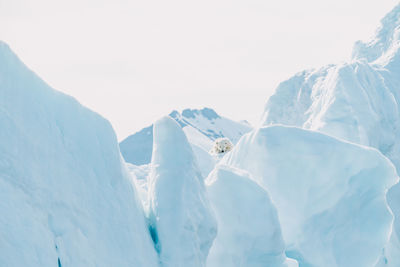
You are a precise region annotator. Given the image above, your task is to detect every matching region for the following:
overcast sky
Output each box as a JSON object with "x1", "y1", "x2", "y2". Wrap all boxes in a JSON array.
[{"x1": 1, "y1": 0, "x2": 399, "y2": 140}]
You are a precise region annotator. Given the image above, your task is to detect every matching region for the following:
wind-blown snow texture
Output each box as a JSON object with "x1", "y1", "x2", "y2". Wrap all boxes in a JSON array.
[
  {"x1": 223, "y1": 126, "x2": 398, "y2": 267},
  {"x1": 206, "y1": 165, "x2": 298, "y2": 267},
  {"x1": 0, "y1": 41, "x2": 158, "y2": 267},
  {"x1": 148, "y1": 116, "x2": 217, "y2": 267}
]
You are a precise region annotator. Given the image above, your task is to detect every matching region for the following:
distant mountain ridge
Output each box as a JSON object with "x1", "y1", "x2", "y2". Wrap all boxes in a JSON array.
[
  {"x1": 2, "y1": 3, "x2": 400, "y2": 267},
  {"x1": 119, "y1": 107, "x2": 251, "y2": 166}
]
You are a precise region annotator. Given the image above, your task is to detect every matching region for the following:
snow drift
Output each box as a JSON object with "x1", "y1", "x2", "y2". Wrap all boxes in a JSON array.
[
  {"x1": 223, "y1": 125, "x2": 398, "y2": 267},
  {"x1": 0, "y1": 41, "x2": 158, "y2": 267},
  {"x1": 148, "y1": 116, "x2": 217, "y2": 267}
]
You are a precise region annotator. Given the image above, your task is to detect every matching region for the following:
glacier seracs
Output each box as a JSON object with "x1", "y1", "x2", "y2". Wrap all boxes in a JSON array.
[
  {"x1": 222, "y1": 125, "x2": 398, "y2": 267},
  {"x1": 262, "y1": 3, "x2": 400, "y2": 174},
  {"x1": 0, "y1": 41, "x2": 159, "y2": 266},
  {"x1": 148, "y1": 116, "x2": 217, "y2": 267},
  {"x1": 2, "y1": 3, "x2": 400, "y2": 267},
  {"x1": 261, "y1": 5, "x2": 400, "y2": 266},
  {"x1": 206, "y1": 164, "x2": 298, "y2": 267}
]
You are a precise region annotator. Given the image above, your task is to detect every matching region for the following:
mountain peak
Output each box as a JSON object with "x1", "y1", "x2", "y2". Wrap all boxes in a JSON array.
[
  {"x1": 181, "y1": 108, "x2": 220, "y2": 120},
  {"x1": 169, "y1": 108, "x2": 220, "y2": 122},
  {"x1": 120, "y1": 107, "x2": 251, "y2": 166}
]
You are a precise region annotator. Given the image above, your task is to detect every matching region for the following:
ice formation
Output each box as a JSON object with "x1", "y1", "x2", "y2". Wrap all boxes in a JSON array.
[
  {"x1": 0, "y1": 41, "x2": 158, "y2": 267},
  {"x1": 148, "y1": 116, "x2": 217, "y2": 267},
  {"x1": 262, "y1": 4, "x2": 400, "y2": 174},
  {"x1": 206, "y1": 165, "x2": 298, "y2": 267},
  {"x1": 261, "y1": 5, "x2": 400, "y2": 265},
  {"x1": 2, "y1": 3, "x2": 400, "y2": 267},
  {"x1": 222, "y1": 126, "x2": 398, "y2": 267}
]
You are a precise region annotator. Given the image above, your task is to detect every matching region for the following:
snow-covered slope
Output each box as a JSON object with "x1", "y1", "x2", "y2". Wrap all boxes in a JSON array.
[
  {"x1": 119, "y1": 108, "x2": 251, "y2": 166},
  {"x1": 206, "y1": 165, "x2": 298, "y2": 267},
  {"x1": 222, "y1": 126, "x2": 398, "y2": 267},
  {"x1": 0, "y1": 41, "x2": 158, "y2": 267},
  {"x1": 262, "y1": 3, "x2": 400, "y2": 173},
  {"x1": 148, "y1": 116, "x2": 217, "y2": 267}
]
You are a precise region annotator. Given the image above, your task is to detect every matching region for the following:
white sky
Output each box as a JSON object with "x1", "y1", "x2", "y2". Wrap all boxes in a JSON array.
[{"x1": 1, "y1": 0, "x2": 399, "y2": 140}]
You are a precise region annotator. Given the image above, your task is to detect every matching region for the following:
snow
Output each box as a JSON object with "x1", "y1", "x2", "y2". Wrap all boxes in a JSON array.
[
  {"x1": 125, "y1": 135, "x2": 216, "y2": 214},
  {"x1": 182, "y1": 125, "x2": 214, "y2": 152},
  {"x1": 206, "y1": 164, "x2": 298, "y2": 267},
  {"x1": 0, "y1": 41, "x2": 158, "y2": 267},
  {"x1": 119, "y1": 108, "x2": 251, "y2": 169},
  {"x1": 2, "y1": 3, "x2": 400, "y2": 267},
  {"x1": 175, "y1": 108, "x2": 252, "y2": 145},
  {"x1": 148, "y1": 116, "x2": 217, "y2": 267},
  {"x1": 222, "y1": 125, "x2": 398, "y2": 267}
]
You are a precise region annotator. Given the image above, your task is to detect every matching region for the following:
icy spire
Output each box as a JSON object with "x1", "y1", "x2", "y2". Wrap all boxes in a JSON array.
[{"x1": 148, "y1": 116, "x2": 217, "y2": 267}]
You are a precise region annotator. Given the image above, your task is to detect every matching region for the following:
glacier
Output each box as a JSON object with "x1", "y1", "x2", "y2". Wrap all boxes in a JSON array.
[
  {"x1": 120, "y1": 108, "x2": 251, "y2": 190},
  {"x1": 261, "y1": 4, "x2": 400, "y2": 266},
  {"x1": 148, "y1": 116, "x2": 217, "y2": 267},
  {"x1": 2, "y1": 3, "x2": 400, "y2": 267},
  {"x1": 222, "y1": 125, "x2": 398, "y2": 267},
  {"x1": 0, "y1": 41, "x2": 158, "y2": 267},
  {"x1": 206, "y1": 164, "x2": 298, "y2": 267},
  {"x1": 262, "y1": 3, "x2": 400, "y2": 173},
  {"x1": 379, "y1": 182, "x2": 400, "y2": 266}
]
